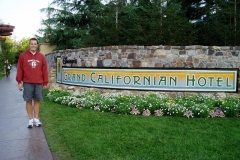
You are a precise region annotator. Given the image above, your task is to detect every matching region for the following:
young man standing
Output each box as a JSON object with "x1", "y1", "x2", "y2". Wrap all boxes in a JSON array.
[{"x1": 16, "y1": 38, "x2": 48, "y2": 128}]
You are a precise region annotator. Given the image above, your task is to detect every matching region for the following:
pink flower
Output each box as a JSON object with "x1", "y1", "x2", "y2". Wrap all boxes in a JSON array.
[
  {"x1": 217, "y1": 111, "x2": 225, "y2": 118},
  {"x1": 209, "y1": 110, "x2": 216, "y2": 117},
  {"x1": 154, "y1": 109, "x2": 164, "y2": 116},
  {"x1": 94, "y1": 105, "x2": 100, "y2": 111},
  {"x1": 130, "y1": 107, "x2": 140, "y2": 115},
  {"x1": 214, "y1": 107, "x2": 225, "y2": 117},
  {"x1": 209, "y1": 107, "x2": 225, "y2": 118},
  {"x1": 142, "y1": 109, "x2": 151, "y2": 116},
  {"x1": 183, "y1": 110, "x2": 193, "y2": 118}
]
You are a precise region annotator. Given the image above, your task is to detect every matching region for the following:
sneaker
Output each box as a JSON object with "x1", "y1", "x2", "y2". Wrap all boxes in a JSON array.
[
  {"x1": 34, "y1": 118, "x2": 42, "y2": 127},
  {"x1": 27, "y1": 119, "x2": 34, "y2": 128}
]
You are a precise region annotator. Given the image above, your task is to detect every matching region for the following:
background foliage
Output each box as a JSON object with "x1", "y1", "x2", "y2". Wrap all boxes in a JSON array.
[
  {"x1": 0, "y1": 37, "x2": 30, "y2": 73},
  {"x1": 37, "y1": 0, "x2": 240, "y2": 50}
]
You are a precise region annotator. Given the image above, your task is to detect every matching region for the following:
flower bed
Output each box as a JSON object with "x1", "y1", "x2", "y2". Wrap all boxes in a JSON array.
[{"x1": 47, "y1": 88, "x2": 240, "y2": 118}]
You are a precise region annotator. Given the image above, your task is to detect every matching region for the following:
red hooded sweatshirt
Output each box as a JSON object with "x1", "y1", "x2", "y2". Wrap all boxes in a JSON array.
[{"x1": 16, "y1": 50, "x2": 48, "y2": 86}]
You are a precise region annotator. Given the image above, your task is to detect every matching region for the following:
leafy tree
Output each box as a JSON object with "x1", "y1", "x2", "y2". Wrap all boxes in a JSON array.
[
  {"x1": 171, "y1": 0, "x2": 240, "y2": 45},
  {"x1": 36, "y1": 0, "x2": 240, "y2": 49},
  {"x1": 39, "y1": 0, "x2": 106, "y2": 49},
  {"x1": 162, "y1": 2, "x2": 198, "y2": 45},
  {"x1": 195, "y1": 0, "x2": 240, "y2": 45},
  {"x1": 0, "y1": 37, "x2": 16, "y2": 73},
  {"x1": 14, "y1": 38, "x2": 30, "y2": 63}
]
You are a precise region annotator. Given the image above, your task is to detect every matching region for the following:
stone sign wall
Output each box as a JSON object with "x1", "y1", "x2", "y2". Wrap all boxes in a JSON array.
[{"x1": 45, "y1": 45, "x2": 240, "y2": 98}]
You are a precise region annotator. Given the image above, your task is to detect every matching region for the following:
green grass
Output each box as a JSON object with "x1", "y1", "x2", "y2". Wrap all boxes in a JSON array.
[
  {"x1": 0, "y1": 74, "x2": 5, "y2": 81},
  {"x1": 41, "y1": 90, "x2": 240, "y2": 160}
]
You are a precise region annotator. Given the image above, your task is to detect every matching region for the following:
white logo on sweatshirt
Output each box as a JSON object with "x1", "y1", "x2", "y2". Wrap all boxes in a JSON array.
[{"x1": 28, "y1": 59, "x2": 40, "y2": 68}]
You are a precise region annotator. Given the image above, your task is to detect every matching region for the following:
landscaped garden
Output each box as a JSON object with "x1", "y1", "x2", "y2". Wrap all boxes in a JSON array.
[
  {"x1": 41, "y1": 89, "x2": 240, "y2": 160},
  {"x1": 46, "y1": 88, "x2": 240, "y2": 118}
]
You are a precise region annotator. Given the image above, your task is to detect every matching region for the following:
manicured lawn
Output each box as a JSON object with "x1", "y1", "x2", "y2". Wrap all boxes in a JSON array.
[{"x1": 41, "y1": 91, "x2": 240, "y2": 160}]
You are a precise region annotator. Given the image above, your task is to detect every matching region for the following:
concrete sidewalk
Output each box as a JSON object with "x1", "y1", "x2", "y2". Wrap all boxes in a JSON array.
[{"x1": 0, "y1": 67, "x2": 53, "y2": 160}]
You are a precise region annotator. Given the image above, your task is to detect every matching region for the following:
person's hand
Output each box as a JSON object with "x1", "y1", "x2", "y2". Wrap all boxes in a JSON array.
[
  {"x1": 18, "y1": 83, "x2": 23, "y2": 91},
  {"x1": 43, "y1": 85, "x2": 47, "y2": 89}
]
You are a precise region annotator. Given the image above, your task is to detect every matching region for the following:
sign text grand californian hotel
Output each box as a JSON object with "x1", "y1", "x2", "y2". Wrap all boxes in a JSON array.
[{"x1": 57, "y1": 58, "x2": 238, "y2": 92}]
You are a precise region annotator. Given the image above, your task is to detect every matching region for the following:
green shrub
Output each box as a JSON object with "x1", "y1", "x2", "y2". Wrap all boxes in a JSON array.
[{"x1": 47, "y1": 89, "x2": 240, "y2": 118}]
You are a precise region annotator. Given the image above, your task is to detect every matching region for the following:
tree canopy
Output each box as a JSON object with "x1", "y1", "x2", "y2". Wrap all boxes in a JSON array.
[{"x1": 37, "y1": 0, "x2": 240, "y2": 50}]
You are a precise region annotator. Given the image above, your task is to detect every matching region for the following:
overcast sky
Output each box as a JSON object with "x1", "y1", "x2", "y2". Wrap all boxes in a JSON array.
[{"x1": 0, "y1": 0, "x2": 52, "y2": 41}]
